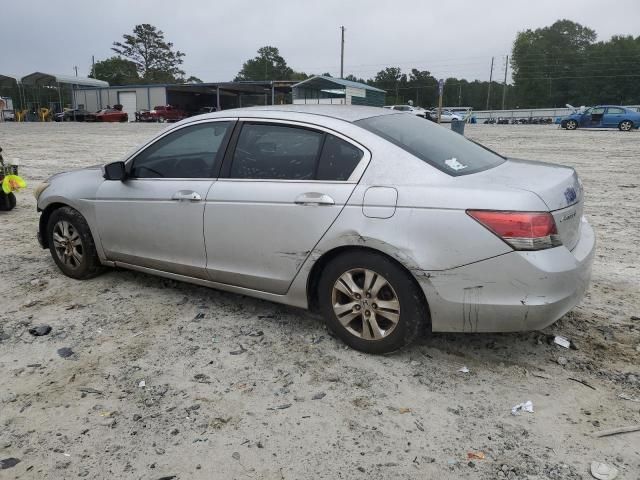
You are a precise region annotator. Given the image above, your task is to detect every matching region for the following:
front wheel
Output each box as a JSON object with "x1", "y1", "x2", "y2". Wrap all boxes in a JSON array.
[
  {"x1": 318, "y1": 251, "x2": 427, "y2": 354},
  {"x1": 47, "y1": 207, "x2": 103, "y2": 279},
  {"x1": 565, "y1": 119, "x2": 578, "y2": 130},
  {"x1": 619, "y1": 120, "x2": 633, "y2": 132}
]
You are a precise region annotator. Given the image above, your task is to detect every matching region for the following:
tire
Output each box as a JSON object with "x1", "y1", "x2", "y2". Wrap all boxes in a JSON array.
[
  {"x1": 619, "y1": 120, "x2": 633, "y2": 132},
  {"x1": 565, "y1": 119, "x2": 578, "y2": 130},
  {"x1": 0, "y1": 192, "x2": 16, "y2": 211},
  {"x1": 46, "y1": 206, "x2": 103, "y2": 279},
  {"x1": 318, "y1": 250, "x2": 427, "y2": 354}
]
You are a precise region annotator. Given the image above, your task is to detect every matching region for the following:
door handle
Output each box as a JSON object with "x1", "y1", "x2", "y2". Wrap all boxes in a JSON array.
[
  {"x1": 172, "y1": 190, "x2": 202, "y2": 201},
  {"x1": 294, "y1": 192, "x2": 335, "y2": 206}
]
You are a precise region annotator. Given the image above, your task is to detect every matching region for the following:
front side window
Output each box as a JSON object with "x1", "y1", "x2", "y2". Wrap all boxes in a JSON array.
[
  {"x1": 130, "y1": 122, "x2": 231, "y2": 178},
  {"x1": 591, "y1": 107, "x2": 605, "y2": 115},
  {"x1": 229, "y1": 124, "x2": 323, "y2": 180},
  {"x1": 355, "y1": 113, "x2": 505, "y2": 176}
]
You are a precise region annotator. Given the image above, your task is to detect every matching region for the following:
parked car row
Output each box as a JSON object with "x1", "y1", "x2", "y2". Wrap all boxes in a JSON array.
[
  {"x1": 54, "y1": 106, "x2": 128, "y2": 122},
  {"x1": 135, "y1": 105, "x2": 218, "y2": 123},
  {"x1": 383, "y1": 105, "x2": 464, "y2": 123},
  {"x1": 483, "y1": 117, "x2": 555, "y2": 125}
]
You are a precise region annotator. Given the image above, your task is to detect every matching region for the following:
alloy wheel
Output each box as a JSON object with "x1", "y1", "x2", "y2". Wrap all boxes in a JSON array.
[
  {"x1": 620, "y1": 121, "x2": 632, "y2": 131},
  {"x1": 52, "y1": 220, "x2": 84, "y2": 270},
  {"x1": 566, "y1": 120, "x2": 577, "y2": 130},
  {"x1": 331, "y1": 268, "x2": 401, "y2": 340}
]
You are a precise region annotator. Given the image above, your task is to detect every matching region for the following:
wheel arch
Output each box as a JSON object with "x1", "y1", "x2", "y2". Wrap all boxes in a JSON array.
[
  {"x1": 306, "y1": 245, "x2": 431, "y2": 322},
  {"x1": 38, "y1": 202, "x2": 68, "y2": 248}
]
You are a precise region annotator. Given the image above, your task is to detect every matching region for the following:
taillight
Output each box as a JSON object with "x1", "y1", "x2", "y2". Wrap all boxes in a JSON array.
[{"x1": 467, "y1": 210, "x2": 562, "y2": 251}]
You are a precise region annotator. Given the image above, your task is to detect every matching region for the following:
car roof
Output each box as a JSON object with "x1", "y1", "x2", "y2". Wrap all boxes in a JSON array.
[{"x1": 194, "y1": 105, "x2": 397, "y2": 123}]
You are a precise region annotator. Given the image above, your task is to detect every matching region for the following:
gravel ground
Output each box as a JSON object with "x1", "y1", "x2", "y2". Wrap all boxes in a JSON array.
[{"x1": 0, "y1": 122, "x2": 638, "y2": 480}]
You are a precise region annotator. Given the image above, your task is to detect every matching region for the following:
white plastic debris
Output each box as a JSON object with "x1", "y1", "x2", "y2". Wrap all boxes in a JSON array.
[
  {"x1": 458, "y1": 366, "x2": 470, "y2": 373},
  {"x1": 511, "y1": 400, "x2": 534, "y2": 416},
  {"x1": 138, "y1": 380, "x2": 146, "y2": 388},
  {"x1": 554, "y1": 335, "x2": 571, "y2": 348},
  {"x1": 590, "y1": 461, "x2": 618, "y2": 480},
  {"x1": 444, "y1": 157, "x2": 468, "y2": 171}
]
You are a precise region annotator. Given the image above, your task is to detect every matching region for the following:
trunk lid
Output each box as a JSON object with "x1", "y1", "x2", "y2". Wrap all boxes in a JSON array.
[{"x1": 475, "y1": 158, "x2": 584, "y2": 250}]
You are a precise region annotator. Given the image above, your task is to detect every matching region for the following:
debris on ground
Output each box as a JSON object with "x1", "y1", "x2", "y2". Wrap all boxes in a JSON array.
[
  {"x1": 593, "y1": 425, "x2": 640, "y2": 438},
  {"x1": 567, "y1": 377, "x2": 597, "y2": 390},
  {"x1": 618, "y1": 393, "x2": 640, "y2": 403},
  {"x1": 467, "y1": 451, "x2": 485, "y2": 460},
  {"x1": 57, "y1": 347, "x2": 74, "y2": 358},
  {"x1": 590, "y1": 461, "x2": 619, "y2": 480},
  {"x1": 0, "y1": 458, "x2": 20, "y2": 470},
  {"x1": 458, "y1": 366, "x2": 470, "y2": 373},
  {"x1": 554, "y1": 335, "x2": 571, "y2": 348},
  {"x1": 312, "y1": 392, "x2": 326, "y2": 400},
  {"x1": 28, "y1": 324, "x2": 51, "y2": 336},
  {"x1": 511, "y1": 400, "x2": 534, "y2": 416}
]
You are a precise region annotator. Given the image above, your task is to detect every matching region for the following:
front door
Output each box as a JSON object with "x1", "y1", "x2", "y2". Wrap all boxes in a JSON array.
[
  {"x1": 204, "y1": 121, "x2": 368, "y2": 294},
  {"x1": 95, "y1": 120, "x2": 233, "y2": 278}
]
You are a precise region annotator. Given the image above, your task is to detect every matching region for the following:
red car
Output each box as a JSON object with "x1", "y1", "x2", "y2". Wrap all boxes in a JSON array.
[
  {"x1": 92, "y1": 109, "x2": 128, "y2": 122},
  {"x1": 136, "y1": 105, "x2": 186, "y2": 123}
]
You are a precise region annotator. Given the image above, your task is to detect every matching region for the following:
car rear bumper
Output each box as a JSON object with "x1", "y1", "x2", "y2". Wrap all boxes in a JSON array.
[{"x1": 422, "y1": 217, "x2": 596, "y2": 332}]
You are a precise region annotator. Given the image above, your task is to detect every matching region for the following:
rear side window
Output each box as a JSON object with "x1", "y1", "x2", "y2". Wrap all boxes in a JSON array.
[
  {"x1": 607, "y1": 107, "x2": 625, "y2": 114},
  {"x1": 228, "y1": 123, "x2": 364, "y2": 181},
  {"x1": 317, "y1": 135, "x2": 363, "y2": 181},
  {"x1": 355, "y1": 113, "x2": 504, "y2": 176},
  {"x1": 230, "y1": 124, "x2": 323, "y2": 180}
]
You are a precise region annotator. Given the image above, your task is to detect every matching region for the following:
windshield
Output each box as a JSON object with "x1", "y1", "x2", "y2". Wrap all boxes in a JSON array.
[{"x1": 355, "y1": 113, "x2": 505, "y2": 176}]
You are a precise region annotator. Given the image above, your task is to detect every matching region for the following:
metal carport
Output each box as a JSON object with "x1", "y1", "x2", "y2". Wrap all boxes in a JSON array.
[{"x1": 21, "y1": 72, "x2": 108, "y2": 113}]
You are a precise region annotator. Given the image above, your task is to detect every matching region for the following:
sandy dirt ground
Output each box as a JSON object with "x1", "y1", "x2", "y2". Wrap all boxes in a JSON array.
[{"x1": 0, "y1": 122, "x2": 638, "y2": 480}]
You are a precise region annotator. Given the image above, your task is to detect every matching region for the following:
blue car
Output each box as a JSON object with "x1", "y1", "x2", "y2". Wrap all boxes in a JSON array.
[{"x1": 560, "y1": 105, "x2": 640, "y2": 131}]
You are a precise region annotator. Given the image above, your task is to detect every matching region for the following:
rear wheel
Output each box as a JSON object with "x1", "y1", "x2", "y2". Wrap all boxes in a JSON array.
[
  {"x1": 0, "y1": 192, "x2": 16, "y2": 211},
  {"x1": 619, "y1": 120, "x2": 633, "y2": 131},
  {"x1": 318, "y1": 251, "x2": 427, "y2": 354},
  {"x1": 47, "y1": 207, "x2": 103, "y2": 279},
  {"x1": 565, "y1": 119, "x2": 578, "y2": 130}
]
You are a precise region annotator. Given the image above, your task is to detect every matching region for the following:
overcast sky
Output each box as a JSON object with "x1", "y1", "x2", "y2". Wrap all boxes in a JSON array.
[{"x1": 4, "y1": 0, "x2": 639, "y2": 83}]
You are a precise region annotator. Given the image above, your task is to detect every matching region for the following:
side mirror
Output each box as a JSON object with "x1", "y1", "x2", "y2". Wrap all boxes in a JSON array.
[{"x1": 103, "y1": 161, "x2": 127, "y2": 181}]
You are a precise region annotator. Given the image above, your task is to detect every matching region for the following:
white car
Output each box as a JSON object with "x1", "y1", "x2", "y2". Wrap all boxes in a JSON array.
[
  {"x1": 435, "y1": 110, "x2": 463, "y2": 123},
  {"x1": 385, "y1": 105, "x2": 429, "y2": 118}
]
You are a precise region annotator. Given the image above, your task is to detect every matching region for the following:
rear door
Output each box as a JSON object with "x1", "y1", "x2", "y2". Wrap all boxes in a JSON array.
[
  {"x1": 203, "y1": 119, "x2": 369, "y2": 294},
  {"x1": 95, "y1": 120, "x2": 233, "y2": 277},
  {"x1": 603, "y1": 107, "x2": 625, "y2": 127}
]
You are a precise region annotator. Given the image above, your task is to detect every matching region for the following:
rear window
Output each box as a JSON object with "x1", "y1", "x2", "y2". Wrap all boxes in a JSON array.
[{"x1": 355, "y1": 113, "x2": 505, "y2": 176}]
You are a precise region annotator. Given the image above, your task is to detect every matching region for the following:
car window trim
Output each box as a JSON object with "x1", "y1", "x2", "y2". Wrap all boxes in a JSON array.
[
  {"x1": 125, "y1": 118, "x2": 237, "y2": 180},
  {"x1": 219, "y1": 118, "x2": 370, "y2": 183}
]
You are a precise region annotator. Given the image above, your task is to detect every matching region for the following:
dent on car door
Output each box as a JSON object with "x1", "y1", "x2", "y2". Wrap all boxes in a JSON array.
[
  {"x1": 94, "y1": 120, "x2": 233, "y2": 277},
  {"x1": 204, "y1": 121, "x2": 368, "y2": 294}
]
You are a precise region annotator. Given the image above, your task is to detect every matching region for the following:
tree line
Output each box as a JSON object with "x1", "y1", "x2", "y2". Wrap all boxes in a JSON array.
[{"x1": 90, "y1": 20, "x2": 640, "y2": 110}]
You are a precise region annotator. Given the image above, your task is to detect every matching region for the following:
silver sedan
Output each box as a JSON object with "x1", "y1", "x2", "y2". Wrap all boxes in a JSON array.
[{"x1": 35, "y1": 106, "x2": 595, "y2": 353}]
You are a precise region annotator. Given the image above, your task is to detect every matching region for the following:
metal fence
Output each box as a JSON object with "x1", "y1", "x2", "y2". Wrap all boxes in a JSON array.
[{"x1": 471, "y1": 105, "x2": 640, "y2": 122}]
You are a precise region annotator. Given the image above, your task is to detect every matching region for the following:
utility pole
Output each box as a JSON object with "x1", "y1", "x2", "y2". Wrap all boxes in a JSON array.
[
  {"x1": 485, "y1": 56, "x2": 494, "y2": 111},
  {"x1": 340, "y1": 26, "x2": 345, "y2": 79},
  {"x1": 74, "y1": 66, "x2": 78, "y2": 77},
  {"x1": 91, "y1": 55, "x2": 95, "y2": 75},
  {"x1": 501, "y1": 55, "x2": 509, "y2": 110},
  {"x1": 458, "y1": 83, "x2": 462, "y2": 107}
]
